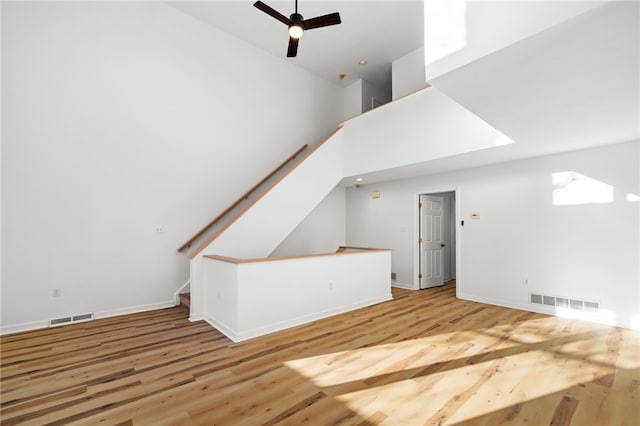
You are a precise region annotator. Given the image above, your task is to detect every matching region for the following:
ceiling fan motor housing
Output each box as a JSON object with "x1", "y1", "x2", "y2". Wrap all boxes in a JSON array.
[{"x1": 254, "y1": 1, "x2": 341, "y2": 57}]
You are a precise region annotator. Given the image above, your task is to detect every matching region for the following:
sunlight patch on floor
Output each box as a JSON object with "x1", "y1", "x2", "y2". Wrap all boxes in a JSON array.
[{"x1": 283, "y1": 317, "x2": 638, "y2": 424}]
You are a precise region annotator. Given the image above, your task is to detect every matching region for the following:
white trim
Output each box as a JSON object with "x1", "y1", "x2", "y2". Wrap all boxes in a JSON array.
[
  {"x1": 235, "y1": 294, "x2": 391, "y2": 342},
  {"x1": 199, "y1": 314, "x2": 239, "y2": 342},
  {"x1": 173, "y1": 280, "x2": 191, "y2": 306},
  {"x1": 458, "y1": 292, "x2": 635, "y2": 330},
  {"x1": 414, "y1": 187, "x2": 461, "y2": 292},
  {"x1": 1, "y1": 300, "x2": 175, "y2": 335},
  {"x1": 391, "y1": 281, "x2": 414, "y2": 290},
  {"x1": 199, "y1": 294, "x2": 392, "y2": 343},
  {"x1": 454, "y1": 188, "x2": 461, "y2": 299},
  {"x1": 1, "y1": 320, "x2": 50, "y2": 335},
  {"x1": 94, "y1": 300, "x2": 175, "y2": 320}
]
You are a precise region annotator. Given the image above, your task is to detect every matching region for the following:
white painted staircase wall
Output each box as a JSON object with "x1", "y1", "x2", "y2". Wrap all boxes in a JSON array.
[{"x1": 188, "y1": 128, "x2": 345, "y2": 321}]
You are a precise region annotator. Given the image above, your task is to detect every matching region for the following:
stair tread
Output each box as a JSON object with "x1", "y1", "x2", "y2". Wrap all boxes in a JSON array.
[{"x1": 179, "y1": 293, "x2": 190, "y2": 309}]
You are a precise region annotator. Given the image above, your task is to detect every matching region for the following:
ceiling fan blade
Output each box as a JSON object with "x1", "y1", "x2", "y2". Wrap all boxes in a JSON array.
[
  {"x1": 302, "y1": 12, "x2": 341, "y2": 30},
  {"x1": 287, "y1": 37, "x2": 299, "y2": 57},
  {"x1": 254, "y1": 1, "x2": 291, "y2": 26}
]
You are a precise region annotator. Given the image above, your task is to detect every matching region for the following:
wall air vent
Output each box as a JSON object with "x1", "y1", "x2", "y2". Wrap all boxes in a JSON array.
[
  {"x1": 73, "y1": 313, "x2": 94, "y2": 322},
  {"x1": 529, "y1": 293, "x2": 598, "y2": 313},
  {"x1": 49, "y1": 313, "x2": 94, "y2": 328},
  {"x1": 570, "y1": 299, "x2": 584, "y2": 310},
  {"x1": 49, "y1": 317, "x2": 72, "y2": 326},
  {"x1": 584, "y1": 301, "x2": 599, "y2": 313}
]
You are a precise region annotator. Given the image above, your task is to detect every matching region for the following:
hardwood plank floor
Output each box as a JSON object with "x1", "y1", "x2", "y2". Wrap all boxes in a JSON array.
[{"x1": 1, "y1": 282, "x2": 638, "y2": 425}]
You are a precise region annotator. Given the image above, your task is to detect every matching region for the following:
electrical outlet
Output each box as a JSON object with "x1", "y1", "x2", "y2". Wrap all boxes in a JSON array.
[
  {"x1": 52, "y1": 288, "x2": 62, "y2": 297},
  {"x1": 156, "y1": 225, "x2": 166, "y2": 234}
]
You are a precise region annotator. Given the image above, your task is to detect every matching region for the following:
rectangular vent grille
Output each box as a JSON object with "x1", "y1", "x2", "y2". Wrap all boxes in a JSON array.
[
  {"x1": 530, "y1": 294, "x2": 543, "y2": 304},
  {"x1": 73, "y1": 313, "x2": 93, "y2": 322},
  {"x1": 529, "y1": 293, "x2": 598, "y2": 313},
  {"x1": 49, "y1": 317, "x2": 72, "y2": 326},
  {"x1": 49, "y1": 313, "x2": 94, "y2": 328},
  {"x1": 584, "y1": 301, "x2": 599, "y2": 313}
]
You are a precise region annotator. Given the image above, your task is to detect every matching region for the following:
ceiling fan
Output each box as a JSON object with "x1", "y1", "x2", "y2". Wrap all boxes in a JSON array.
[{"x1": 253, "y1": 0, "x2": 341, "y2": 58}]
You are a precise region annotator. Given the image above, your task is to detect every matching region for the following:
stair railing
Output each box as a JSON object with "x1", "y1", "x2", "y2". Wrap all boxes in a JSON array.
[{"x1": 177, "y1": 143, "x2": 309, "y2": 253}]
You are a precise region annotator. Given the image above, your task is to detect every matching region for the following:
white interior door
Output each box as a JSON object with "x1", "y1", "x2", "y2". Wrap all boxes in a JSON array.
[{"x1": 420, "y1": 194, "x2": 444, "y2": 288}]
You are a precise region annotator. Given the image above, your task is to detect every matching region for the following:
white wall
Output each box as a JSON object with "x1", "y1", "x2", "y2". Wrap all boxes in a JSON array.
[
  {"x1": 361, "y1": 79, "x2": 391, "y2": 113},
  {"x1": 347, "y1": 142, "x2": 640, "y2": 329},
  {"x1": 392, "y1": 46, "x2": 429, "y2": 100},
  {"x1": 342, "y1": 87, "x2": 503, "y2": 177},
  {"x1": 1, "y1": 2, "x2": 343, "y2": 333},
  {"x1": 425, "y1": 1, "x2": 605, "y2": 79},
  {"x1": 271, "y1": 187, "x2": 346, "y2": 257},
  {"x1": 343, "y1": 78, "x2": 392, "y2": 117},
  {"x1": 343, "y1": 79, "x2": 363, "y2": 120},
  {"x1": 203, "y1": 249, "x2": 392, "y2": 342},
  {"x1": 188, "y1": 128, "x2": 344, "y2": 318}
]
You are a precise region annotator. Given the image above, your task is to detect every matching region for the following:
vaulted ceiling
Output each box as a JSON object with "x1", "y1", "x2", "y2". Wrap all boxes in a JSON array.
[
  {"x1": 168, "y1": 1, "x2": 424, "y2": 89},
  {"x1": 169, "y1": 0, "x2": 639, "y2": 185}
]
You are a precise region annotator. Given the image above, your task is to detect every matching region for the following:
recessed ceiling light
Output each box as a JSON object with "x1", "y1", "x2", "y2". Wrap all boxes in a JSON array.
[
  {"x1": 358, "y1": 60, "x2": 368, "y2": 65},
  {"x1": 356, "y1": 178, "x2": 364, "y2": 182}
]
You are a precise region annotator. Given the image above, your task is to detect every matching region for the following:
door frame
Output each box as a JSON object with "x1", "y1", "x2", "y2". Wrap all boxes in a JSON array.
[{"x1": 413, "y1": 188, "x2": 461, "y2": 297}]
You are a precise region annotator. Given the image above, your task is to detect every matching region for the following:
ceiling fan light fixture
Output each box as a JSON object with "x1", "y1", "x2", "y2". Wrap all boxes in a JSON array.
[
  {"x1": 289, "y1": 24, "x2": 304, "y2": 39},
  {"x1": 254, "y1": 0, "x2": 341, "y2": 57}
]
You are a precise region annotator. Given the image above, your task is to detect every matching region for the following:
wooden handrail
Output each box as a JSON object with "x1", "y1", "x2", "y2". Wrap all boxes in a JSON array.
[
  {"x1": 204, "y1": 246, "x2": 391, "y2": 264},
  {"x1": 336, "y1": 246, "x2": 388, "y2": 252},
  {"x1": 177, "y1": 143, "x2": 309, "y2": 253},
  {"x1": 188, "y1": 126, "x2": 343, "y2": 259}
]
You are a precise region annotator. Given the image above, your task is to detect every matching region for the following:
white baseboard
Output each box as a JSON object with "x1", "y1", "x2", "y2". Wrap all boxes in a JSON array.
[
  {"x1": 197, "y1": 314, "x2": 239, "y2": 342},
  {"x1": 198, "y1": 293, "x2": 392, "y2": 343},
  {"x1": 236, "y1": 293, "x2": 392, "y2": 342},
  {"x1": 1, "y1": 320, "x2": 50, "y2": 335},
  {"x1": 173, "y1": 280, "x2": 191, "y2": 306},
  {"x1": 94, "y1": 300, "x2": 175, "y2": 320},
  {"x1": 0, "y1": 300, "x2": 175, "y2": 336},
  {"x1": 391, "y1": 281, "x2": 414, "y2": 290},
  {"x1": 457, "y1": 292, "x2": 636, "y2": 330}
]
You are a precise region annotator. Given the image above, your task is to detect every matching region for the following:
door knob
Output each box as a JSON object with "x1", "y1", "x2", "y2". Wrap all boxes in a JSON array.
[{"x1": 441, "y1": 244, "x2": 445, "y2": 247}]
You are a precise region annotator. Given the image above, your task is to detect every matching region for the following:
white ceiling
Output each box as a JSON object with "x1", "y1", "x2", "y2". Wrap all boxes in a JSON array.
[
  {"x1": 338, "y1": 1, "x2": 639, "y2": 185},
  {"x1": 168, "y1": 1, "x2": 639, "y2": 186},
  {"x1": 429, "y1": 1, "x2": 640, "y2": 152},
  {"x1": 168, "y1": 1, "x2": 425, "y2": 89}
]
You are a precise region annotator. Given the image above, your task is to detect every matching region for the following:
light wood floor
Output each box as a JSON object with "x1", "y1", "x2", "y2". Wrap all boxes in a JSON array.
[{"x1": 1, "y1": 282, "x2": 638, "y2": 425}]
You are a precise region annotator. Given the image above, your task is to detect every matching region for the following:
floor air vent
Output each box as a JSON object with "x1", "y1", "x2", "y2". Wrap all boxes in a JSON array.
[
  {"x1": 49, "y1": 313, "x2": 94, "y2": 328},
  {"x1": 529, "y1": 293, "x2": 598, "y2": 313}
]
